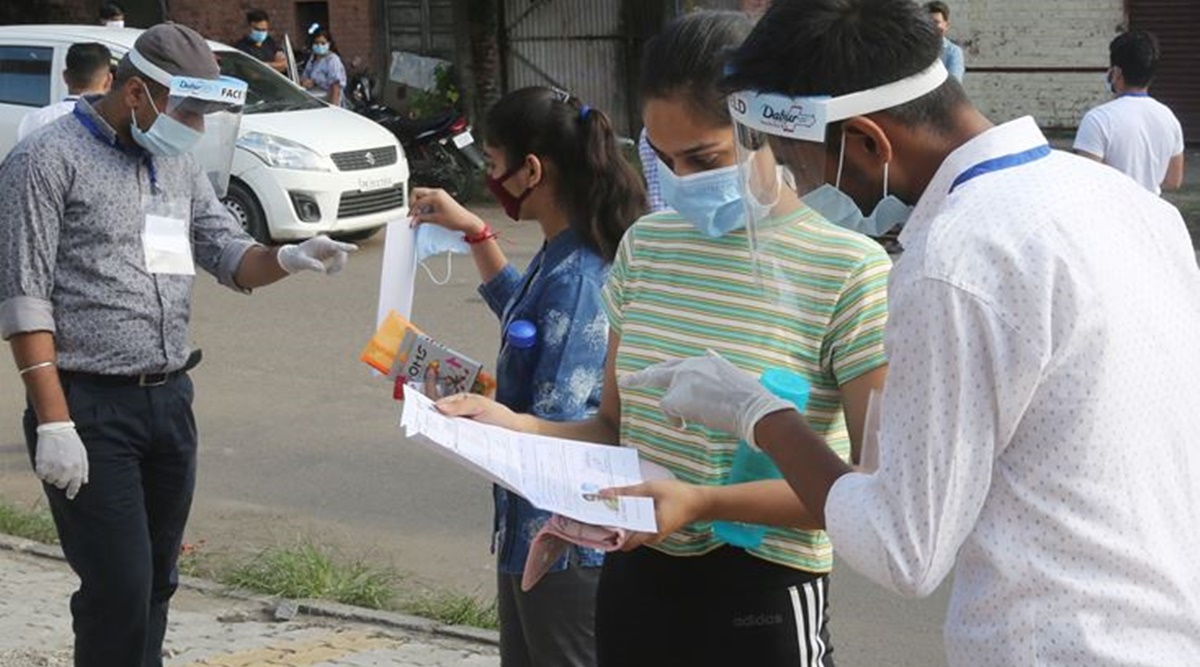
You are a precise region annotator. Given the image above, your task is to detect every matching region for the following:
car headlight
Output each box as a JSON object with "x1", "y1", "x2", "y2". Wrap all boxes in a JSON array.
[{"x1": 237, "y1": 132, "x2": 334, "y2": 171}]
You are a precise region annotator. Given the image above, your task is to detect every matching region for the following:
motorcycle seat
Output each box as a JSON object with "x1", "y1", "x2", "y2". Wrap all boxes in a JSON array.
[{"x1": 392, "y1": 112, "x2": 457, "y2": 136}]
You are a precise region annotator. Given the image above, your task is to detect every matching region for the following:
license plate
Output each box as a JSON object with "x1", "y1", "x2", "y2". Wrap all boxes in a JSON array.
[
  {"x1": 358, "y1": 175, "x2": 395, "y2": 192},
  {"x1": 452, "y1": 130, "x2": 474, "y2": 149}
]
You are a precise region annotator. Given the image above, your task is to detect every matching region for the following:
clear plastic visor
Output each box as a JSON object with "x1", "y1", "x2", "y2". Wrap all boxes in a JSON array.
[
  {"x1": 730, "y1": 93, "x2": 832, "y2": 300},
  {"x1": 131, "y1": 48, "x2": 248, "y2": 196}
]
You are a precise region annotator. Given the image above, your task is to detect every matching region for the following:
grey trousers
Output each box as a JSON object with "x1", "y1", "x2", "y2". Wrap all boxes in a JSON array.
[{"x1": 497, "y1": 564, "x2": 600, "y2": 667}]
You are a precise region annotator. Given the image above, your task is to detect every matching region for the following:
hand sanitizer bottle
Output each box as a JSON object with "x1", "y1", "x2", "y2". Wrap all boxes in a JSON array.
[{"x1": 712, "y1": 368, "x2": 810, "y2": 549}]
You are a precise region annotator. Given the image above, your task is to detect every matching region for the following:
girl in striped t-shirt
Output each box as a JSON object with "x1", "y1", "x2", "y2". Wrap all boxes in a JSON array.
[{"x1": 438, "y1": 11, "x2": 891, "y2": 667}]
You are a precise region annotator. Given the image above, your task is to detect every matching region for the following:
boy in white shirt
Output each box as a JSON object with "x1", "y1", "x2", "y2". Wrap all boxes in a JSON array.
[
  {"x1": 16, "y1": 43, "x2": 112, "y2": 142},
  {"x1": 1074, "y1": 30, "x2": 1185, "y2": 195}
]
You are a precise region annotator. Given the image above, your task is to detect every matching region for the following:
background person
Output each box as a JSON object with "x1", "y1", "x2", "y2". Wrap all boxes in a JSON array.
[
  {"x1": 17, "y1": 42, "x2": 112, "y2": 141},
  {"x1": 636, "y1": 128, "x2": 667, "y2": 211},
  {"x1": 300, "y1": 26, "x2": 347, "y2": 107},
  {"x1": 436, "y1": 11, "x2": 891, "y2": 666},
  {"x1": 926, "y1": 1, "x2": 964, "y2": 81},
  {"x1": 1073, "y1": 29, "x2": 1185, "y2": 195},
  {"x1": 99, "y1": 2, "x2": 124, "y2": 27},
  {"x1": 233, "y1": 9, "x2": 287, "y2": 73},
  {"x1": 0, "y1": 24, "x2": 355, "y2": 667},
  {"x1": 411, "y1": 87, "x2": 646, "y2": 667},
  {"x1": 628, "y1": 0, "x2": 1200, "y2": 665}
]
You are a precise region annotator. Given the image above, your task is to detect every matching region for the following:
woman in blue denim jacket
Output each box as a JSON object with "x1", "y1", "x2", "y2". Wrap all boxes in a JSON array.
[{"x1": 410, "y1": 87, "x2": 646, "y2": 667}]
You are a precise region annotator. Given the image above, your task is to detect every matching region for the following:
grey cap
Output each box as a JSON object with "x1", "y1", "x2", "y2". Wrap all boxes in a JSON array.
[{"x1": 126, "y1": 23, "x2": 219, "y2": 85}]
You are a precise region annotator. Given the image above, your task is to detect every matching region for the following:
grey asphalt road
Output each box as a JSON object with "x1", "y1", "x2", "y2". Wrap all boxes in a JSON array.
[{"x1": 0, "y1": 207, "x2": 949, "y2": 665}]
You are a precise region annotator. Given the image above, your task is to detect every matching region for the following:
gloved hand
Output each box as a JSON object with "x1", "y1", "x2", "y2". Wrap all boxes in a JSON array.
[
  {"x1": 35, "y1": 421, "x2": 89, "y2": 500},
  {"x1": 276, "y1": 235, "x2": 358, "y2": 275},
  {"x1": 620, "y1": 350, "x2": 796, "y2": 450}
]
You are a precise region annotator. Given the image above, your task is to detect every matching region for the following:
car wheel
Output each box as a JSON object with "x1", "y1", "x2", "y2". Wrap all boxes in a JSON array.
[{"x1": 222, "y1": 179, "x2": 271, "y2": 243}]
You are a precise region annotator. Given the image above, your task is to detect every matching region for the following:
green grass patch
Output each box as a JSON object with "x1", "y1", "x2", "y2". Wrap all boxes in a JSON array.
[
  {"x1": 0, "y1": 501, "x2": 58, "y2": 544},
  {"x1": 3, "y1": 504, "x2": 502, "y2": 631},
  {"x1": 401, "y1": 589, "x2": 499, "y2": 630},
  {"x1": 222, "y1": 542, "x2": 401, "y2": 610},
  {"x1": 209, "y1": 540, "x2": 498, "y2": 629}
]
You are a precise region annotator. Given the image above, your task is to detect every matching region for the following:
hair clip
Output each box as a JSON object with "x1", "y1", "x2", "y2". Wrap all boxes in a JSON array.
[
  {"x1": 579, "y1": 104, "x2": 592, "y2": 120},
  {"x1": 548, "y1": 86, "x2": 571, "y2": 104}
]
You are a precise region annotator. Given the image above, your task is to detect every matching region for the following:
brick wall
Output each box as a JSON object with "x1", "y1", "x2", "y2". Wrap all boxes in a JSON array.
[
  {"x1": 946, "y1": 0, "x2": 1125, "y2": 129},
  {"x1": 56, "y1": 0, "x2": 381, "y2": 76},
  {"x1": 168, "y1": 0, "x2": 381, "y2": 74}
]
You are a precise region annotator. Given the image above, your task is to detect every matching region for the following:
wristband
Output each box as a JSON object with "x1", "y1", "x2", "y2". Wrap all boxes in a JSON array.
[
  {"x1": 464, "y1": 223, "x2": 497, "y2": 245},
  {"x1": 18, "y1": 361, "x2": 55, "y2": 377}
]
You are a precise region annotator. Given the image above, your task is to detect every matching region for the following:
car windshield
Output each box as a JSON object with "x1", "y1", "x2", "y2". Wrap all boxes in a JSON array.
[{"x1": 213, "y1": 49, "x2": 323, "y2": 114}]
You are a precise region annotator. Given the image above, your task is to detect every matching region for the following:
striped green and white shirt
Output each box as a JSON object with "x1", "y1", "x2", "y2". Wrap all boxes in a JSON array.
[{"x1": 601, "y1": 208, "x2": 891, "y2": 573}]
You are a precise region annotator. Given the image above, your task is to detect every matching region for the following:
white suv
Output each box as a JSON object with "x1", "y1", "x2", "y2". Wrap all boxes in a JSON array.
[{"x1": 0, "y1": 25, "x2": 409, "y2": 242}]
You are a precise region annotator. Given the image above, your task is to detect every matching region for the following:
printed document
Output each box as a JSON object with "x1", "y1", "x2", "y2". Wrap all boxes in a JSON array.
[{"x1": 400, "y1": 389, "x2": 658, "y2": 532}]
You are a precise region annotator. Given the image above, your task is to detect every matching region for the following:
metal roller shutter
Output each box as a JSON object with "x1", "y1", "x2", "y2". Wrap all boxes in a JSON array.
[{"x1": 1127, "y1": 0, "x2": 1200, "y2": 143}]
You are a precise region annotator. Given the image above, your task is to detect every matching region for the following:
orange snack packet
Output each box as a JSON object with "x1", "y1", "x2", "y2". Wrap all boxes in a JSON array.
[{"x1": 360, "y1": 310, "x2": 423, "y2": 374}]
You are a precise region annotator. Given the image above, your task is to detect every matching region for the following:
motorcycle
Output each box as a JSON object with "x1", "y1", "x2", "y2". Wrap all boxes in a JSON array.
[{"x1": 347, "y1": 68, "x2": 485, "y2": 201}]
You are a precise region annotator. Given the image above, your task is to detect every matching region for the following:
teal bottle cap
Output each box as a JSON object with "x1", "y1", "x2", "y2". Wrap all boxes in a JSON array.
[
  {"x1": 760, "y1": 368, "x2": 810, "y2": 410},
  {"x1": 505, "y1": 319, "x2": 537, "y2": 349}
]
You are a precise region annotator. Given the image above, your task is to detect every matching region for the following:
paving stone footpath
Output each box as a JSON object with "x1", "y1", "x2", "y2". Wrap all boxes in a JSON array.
[{"x1": 0, "y1": 538, "x2": 499, "y2": 667}]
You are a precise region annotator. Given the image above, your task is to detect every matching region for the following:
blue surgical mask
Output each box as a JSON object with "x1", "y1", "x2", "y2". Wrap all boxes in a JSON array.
[
  {"x1": 312, "y1": 43, "x2": 330, "y2": 56},
  {"x1": 130, "y1": 85, "x2": 203, "y2": 158},
  {"x1": 250, "y1": 29, "x2": 269, "y2": 43},
  {"x1": 802, "y1": 132, "x2": 913, "y2": 237},
  {"x1": 803, "y1": 185, "x2": 912, "y2": 237},
  {"x1": 657, "y1": 157, "x2": 745, "y2": 237},
  {"x1": 415, "y1": 223, "x2": 469, "y2": 285}
]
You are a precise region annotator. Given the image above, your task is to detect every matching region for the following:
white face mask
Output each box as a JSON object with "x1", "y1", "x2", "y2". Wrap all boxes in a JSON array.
[
  {"x1": 801, "y1": 131, "x2": 913, "y2": 237},
  {"x1": 130, "y1": 83, "x2": 203, "y2": 158},
  {"x1": 414, "y1": 222, "x2": 469, "y2": 285},
  {"x1": 105, "y1": 20, "x2": 124, "y2": 28}
]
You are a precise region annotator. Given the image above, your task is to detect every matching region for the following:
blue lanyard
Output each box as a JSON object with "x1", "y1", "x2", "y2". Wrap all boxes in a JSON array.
[
  {"x1": 1120, "y1": 92, "x2": 1150, "y2": 98},
  {"x1": 949, "y1": 144, "x2": 1051, "y2": 194},
  {"x1": 72, "y1": 106, "x2": 158, "y2": 191}
]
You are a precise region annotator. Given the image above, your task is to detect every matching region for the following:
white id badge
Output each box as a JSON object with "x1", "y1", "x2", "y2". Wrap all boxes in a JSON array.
[{"x1": 142, "y1": 196, "x2": 195, "y2": 275}]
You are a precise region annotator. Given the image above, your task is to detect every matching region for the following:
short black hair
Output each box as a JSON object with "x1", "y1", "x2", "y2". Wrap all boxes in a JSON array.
[
  {"x1": 246, "y1": 9, "x2": 269, "y2": 24},
  {"x1": 924, "y1": 1, "x2": 949, "y2": 20},
  {"x1": 639, "y1": 10, "x2": 754, "y2": 126},
  {"x1": 725, "y1": 0, "x2": 968, "y2": 134},
  {"x1": 1110, "y1": 30, "x2": 1159, "y2": 88},
  {"x1": 65, "y1": 42, "x2": 112, "y2": 89},
  {"x1": 99, "y1": 2, "x2": 124, "y2": 20}
]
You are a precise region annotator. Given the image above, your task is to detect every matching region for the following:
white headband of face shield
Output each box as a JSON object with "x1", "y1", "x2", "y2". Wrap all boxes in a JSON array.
[
  {"x1": 127, "y1": 48, "x2": 248, "y2": 107},
  {"x1": 727, "y1": 59, "x2": 949, "y2": 141}
]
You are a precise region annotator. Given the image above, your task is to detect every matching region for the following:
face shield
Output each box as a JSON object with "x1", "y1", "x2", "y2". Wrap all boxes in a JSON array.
[
  {"x1": 728, "y1": 60, "x2": 948, "y2": 295},
  {"x1": 129, "y1": 49, "x2": 249, "y2": 196}
]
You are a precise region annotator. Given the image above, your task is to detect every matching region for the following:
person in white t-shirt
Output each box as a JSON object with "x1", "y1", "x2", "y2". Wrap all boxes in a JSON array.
[
  {"x1": 16, "y1": 42, "x2": 112, "y2": 142},
  {"x1": 1073, "y1": 30, "x2": 1185, "y2": 195}
]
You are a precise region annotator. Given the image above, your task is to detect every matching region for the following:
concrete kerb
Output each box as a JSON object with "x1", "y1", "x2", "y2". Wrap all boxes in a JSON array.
[{"x1": 0, "y1": 533, "x2": 500, "y2": 648}]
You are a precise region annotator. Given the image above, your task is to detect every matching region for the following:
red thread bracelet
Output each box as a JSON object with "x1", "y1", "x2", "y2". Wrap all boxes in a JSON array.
[{"x1": 464, "y1": 224, "x2": 498, "y2": 245}]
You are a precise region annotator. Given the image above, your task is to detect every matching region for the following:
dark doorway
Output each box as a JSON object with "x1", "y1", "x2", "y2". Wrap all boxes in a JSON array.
[
  {"x1": 1127, "y1": 0, "x2": 1200, "y2": 143},
  {"x1": 295, "y1": 1, "x2": 331, "y2": 45}
]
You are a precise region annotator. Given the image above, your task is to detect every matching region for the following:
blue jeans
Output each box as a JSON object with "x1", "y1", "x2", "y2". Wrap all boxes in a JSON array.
[{"x1": 23, "y1": 373, "x2": 198, "y2": 667}]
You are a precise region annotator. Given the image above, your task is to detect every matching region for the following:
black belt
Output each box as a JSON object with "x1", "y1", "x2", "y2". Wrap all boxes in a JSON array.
[{"x1": 60, "y1": 349, "x2": 203, "y2": 388}]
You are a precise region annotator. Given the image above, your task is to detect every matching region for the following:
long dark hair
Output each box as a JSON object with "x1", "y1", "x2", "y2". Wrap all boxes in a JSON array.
[
  {"x1": 485, "y1": 87, "x2": 646, "y2": 262},
  {"x1": 640, "y1": 11, "x2": 754, "y2": 126}
]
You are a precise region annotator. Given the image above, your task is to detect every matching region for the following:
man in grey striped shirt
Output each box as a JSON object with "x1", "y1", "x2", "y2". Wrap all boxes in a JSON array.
[{"x1": 0, "y1": 24, "x2": 354, "y2": 667}]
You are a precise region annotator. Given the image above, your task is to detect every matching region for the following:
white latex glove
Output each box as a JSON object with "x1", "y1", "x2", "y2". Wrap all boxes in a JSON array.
[
  {"x1": 35, "y1": 421, "x2": 89, "y2": 500},
  {"x1": 620, "y1": 350, "x2": 795, "y2": 450},
  {"x1": 276, "y1": 235, "x2": 358, "y2": 275}
]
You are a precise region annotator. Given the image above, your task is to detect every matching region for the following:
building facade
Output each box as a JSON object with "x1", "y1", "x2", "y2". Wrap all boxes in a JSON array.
[{"x1": 29, "y1": 0, "x2": 1200, "y2": 141}]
